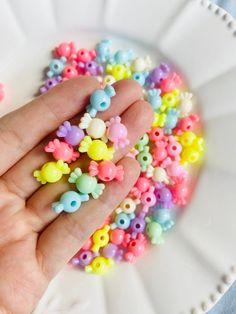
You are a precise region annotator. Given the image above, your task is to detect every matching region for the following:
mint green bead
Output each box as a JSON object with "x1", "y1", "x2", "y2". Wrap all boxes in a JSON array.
[
  {"x1": 145, "y1": 217, "x2": 163, "y2": 245},
  {"x1": 137, "y1": 146, "x2": 153, "y2": 172},
  {"x1": 136, "y1": 133, "x2": 149, "y2": 152},
  {"x1": 76, "y1": 174, "x2": 97, "y2": 194}
]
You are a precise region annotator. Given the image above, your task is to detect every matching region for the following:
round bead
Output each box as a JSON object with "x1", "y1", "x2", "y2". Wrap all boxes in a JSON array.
[
  {"x1": 115, "y1": 213, "x2": 131, "y2": 229},
  {"x1": 119, "y1": 198, "x2": 137, "y2": 214},
  {"x1": 75, "y1": 174, "x2": 97, "y2": 194},
  {"x1": 41, "y1": 162, "x2": 63, "y2": 183},
  {"x1": 88, "y1": 140, "x2": 108, "y2": 160},
  {"x1": 79, "y1": 250, "x2": 93, "y2": 267},
  {"x1": 86, "y1": 118, "x2": 106, "y2": 139},
  {"x1": 51, "y1": 142, "x2": 74, "y2": 162},
  {"x1": 103, "y1": 75, "x2": 116, "y2": 86},
  {"x1": 102, "y1": 243, "x2": 118, "y2": 258},
  {"x1": 63, "y1": 66, "x2": 78, "y2": 79},
  {"x1": 65, "y1": 126, "x2": 84, "y2": 146},
  {"x1": 149, "y1": 127, "x2": 164, "y2": 142},
  {"x1": 97, "y1": 160, "x2": 117, "y2": 181},
  {"x1": 110, "y1": 228, "x2": 125, "y2": 245},
  {"x1": 179, "y1": 131, "x2": 196, "y2": 147},
  {"x1": 135, "y1": 177, "x2": 150, "y2": 193},
  {"x1": 128, "y1": 239, "x2": 145, "y2": 257},
  {"x1": 58, "y1": 191, "x2": 82, "y2": 213},
  {"x1": 130, "y1": 217, "x2": 145, "y2": 234}
]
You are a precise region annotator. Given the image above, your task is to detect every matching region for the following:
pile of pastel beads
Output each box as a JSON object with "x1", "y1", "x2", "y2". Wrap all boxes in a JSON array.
[{"x1": 35, "y1": 39, "x2": 204, "y2": 275}]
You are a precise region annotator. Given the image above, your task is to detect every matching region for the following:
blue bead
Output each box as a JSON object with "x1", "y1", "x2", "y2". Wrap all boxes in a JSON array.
[
  {"x1": 47, "y1": 57, "x2": 66, "y2": 78},
  {"x1": 110, "y1": 213, "x2": 135, "y2": 230},
  {"x1": 52, "y1": 191, "x2": 89, "y2": 214},
  {"x1": 110, "y1": 49, "x2": 134, "y2": 65},
  {"x1": 86, "y1": 85, "x2": 116, "y2": 117},
  {"x1": 96, "y1": 39, "x2": 112, "y2": 63},
  {"x1": 132, "y1": 72, "x2": 146, "y2": 86},
  {"x1": 152, "y1": 208, "x2": 175, "y2": 231},
  {"x1": 147, "y1": 88, "x2": 162, "y2": 111},
  {"x1": 164, "y1": 108, "x2": 180, "y2": 134}
]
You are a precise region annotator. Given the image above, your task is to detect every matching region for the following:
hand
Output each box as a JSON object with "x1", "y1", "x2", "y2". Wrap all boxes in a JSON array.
[{"x1": 0, "y1": 77, "x2": 153, "y2": 314}]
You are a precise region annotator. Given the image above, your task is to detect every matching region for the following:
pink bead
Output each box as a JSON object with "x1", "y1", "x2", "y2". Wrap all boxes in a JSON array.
[
  {"x1": 77, "y1": 48, "x2": 96, "y2": 63},
  {"x1": 124, "y1": 234, "x2": 146, "y2": 262},
  {"x1": 106, "y1": 116, "x2": 129, "y2": 149},
  {"x1": 110, "y1": 228, "x2": 125, "y2": 245},
  {"x1": 152, "y1": 141, "x2": 168, "y2": 166},
  {"x1": 140, "y1": 186, "x2": 156, "y2": 212},
  {"x1": 54, "y1": 42, "x2": 76, "y2": 59},
  {"x1": 0, "y1": 83, "x2": 4, "y2": 102},
  {"x1": 159, "y1": 72, "x2": 182, "y2": 93},
  {"x1": 89, "y1": 160, "x2": 124, "y2": 182},
  {"x1": 62, "y1": 66, "x2": 78, "y2": 79},
  {"x1": 149, "y1": 127, "x2": 164, "y2": 142},
  {"x1": 166, "y1": 160, "x2": 186, "y2": 179},
  {"x1": 82, "y1": 237, "x2": 92, "y2": 250},
  {"x1": 176, "y1": 114, "x2": 200, "y2": 134},
  {"x1": 45, "y1": 139, "x2": 79, "y2": 163},
  {"x1": 130, "y1": 176, "x2": 150, "y2": 198},
  {"x1": 167, "y1": 136, "x2": 182, "y2": 158},
  {"x1": 171, "y1": 181, "x2": 190, "y2": 206}
]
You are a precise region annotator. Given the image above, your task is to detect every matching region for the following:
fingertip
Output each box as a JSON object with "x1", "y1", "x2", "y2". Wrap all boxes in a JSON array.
[
  {"x1": 113, "y1": 78, "x2": 143, "y2": 100},
  {"x1": 118, "y1": 156, "x2": 141, "y2": 183}
]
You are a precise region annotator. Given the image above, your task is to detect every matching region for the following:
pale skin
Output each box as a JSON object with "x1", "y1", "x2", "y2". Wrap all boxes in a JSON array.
[{"x1": 0, "y1": 77, "x2": 153, "y2": 314}]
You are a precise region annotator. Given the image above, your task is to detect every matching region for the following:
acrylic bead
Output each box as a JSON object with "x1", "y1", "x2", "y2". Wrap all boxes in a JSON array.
[
  {"x1": 54, "y1": 42, "x2": 76, "y2": 59},
  {"x1": 132, "y1": 72, "x2": 147, "y2": 86},
  {"x1": 34, "y1": 160, "x2": 70, "y2": 184},
  {"x1": 164, "y1": 108, "x2": 180, "y2": 134},
  {"x1": 149, "y1": 127, "x2": 164, "y2": 142},
  {"x1": 153, "y1": 141, "x2": 167, "y2": 166},
  {"x1": 82, "y1": 238, "x2": 92, "y2": 250},
  {"x1": 110, "y1": 49, "x2": 134, "y2": 65},
  {"x1": 180, "y1": 92, "x2": 193, "y2": 116},
  {"x1": 176, "y1": 114, "x2": 199, "y2": 133},
  {"x1": 69, "y1": 167, "x2": 105, "y2": 199},
  {"x1": 110, "y1": 212, "x2": 135, "y2": 230},
  {"x1": 159, "y1": 72, "x2": 182, "y2": 93},
  {"x1": 181, "y1": 147, "x2": 200, "y2": 164},
  {"x1": 106, "y1": 64, "x2": 131, "y2": 80},
  {"x1": 102, "y1": 243, "x2": 118, "y2": 259},
  {"x1": 130, "y1": 216, "x2": 146, "y2": 238},
  {"x1": 161, "y1": 89, "x2": 180, "y2": 111},
  {"x1": 152, "y1": 208, "x2": 175, "y2": 231},
  {"x1": 103, "y1": 75, "x2": 116, "y2": 86},
  {"x1": 47, "y1": 57, "x2": 66, "y2": 78},
  {"x1": 52, "y1": 190, "x2": 89, "y2": 214},
  {"x1": 146, "y1": 63, "x2": 170, "y2": 88},
  {"x1": 131, "y1": 176, "x2": 150, "y2": 198},
  {"x1": 105, "y1": 116, "x2": 129, "y2": 149},
  {"x1": 85, "y1": 256, "x2": 114, "y2": 275},
  {"x1": 45, "y1": 139, "x2": 79, "y2": 163},
  {"x1": 79, "y1": 113, "x2": 106, "y2": 139},
  {"x1": 140, "y1": 186, "x2": 156, "y2": 212},
  {"x1": 79, "y1": 136, "x2": 114, "y2": 161},
  {"x1": 137, "y1": 146, "x2": 153, "y2": 172},
  {"x1": 171, "y1": 181, "x2": 189, "y2": 205},
  {"x1": 89, "y1": 160, "x2": 124, "y2": 182},
  {"x1": 40, "y1": 76, "x2": 62, "y2": 94},
  {"x1": 62, "y1": 66, "x2": 78, "y2": 79},
  {"x1": 86, "y1": 85, "x2": 116, "y2": 117},
  {"x1": 145, "y1": 217, "x2": 163, "y2": 245},
  {"x1": 95, "y1": 39, "x2": 112, "y2": 63},
  {"x1": 77, "y1": 48, "x2": 96, "y2": 63},
  {"x1": 91, "y1": 225, "x2": 110, "y2": 253},
  {"x1": 116, "y1": 198, "x2": 140, "y2": 214},
  {"x1": 79, "y1": 60, "x2": 103, "y2": 76},
  {"x1": 146, "y1": 165, "x2": 169, "y2": 184},
  {"x1": 131, "y1": 56, "x2": 152, "y2": 72},
  {"x1": 147, "y1": 89, "x2": 162, "y2": 111},
  {"x1": 125, "y1": 235, "x2": 146, "y2": 262},
  {"x1": 136, "y1": 133, "x2": 149, "y2": 152},
  {"x1": 155, "y1": 186, "x2": 173, "y2": 208},
  {"x1": 57, "y1": 121, "x2": 84, "y2": 146},
  {"x1": 166, "y1": 136, "x2": 182, "y2": 159},
  {"x1": 110, "y1": 228, "x2": 125, "y2": 245},
  {"x1": 77, "y1": 250, "x2": 94, "y2": 267}
]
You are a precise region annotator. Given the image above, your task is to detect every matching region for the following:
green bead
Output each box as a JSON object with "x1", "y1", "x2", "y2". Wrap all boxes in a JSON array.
[
  {"x1": 137, "y1": 146, "x2": 153, "y2": 171},
  {"x1": 76, "y1": 174, "x2": 97, "y2": 194},
  {"x1": 136, "y1": 133, "x2": 149, "y2": 152},
  {"x1": 145, "y1": 218, "x2": 163, "y2": 245}
]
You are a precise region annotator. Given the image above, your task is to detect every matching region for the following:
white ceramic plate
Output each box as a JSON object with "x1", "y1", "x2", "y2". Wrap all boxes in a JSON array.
[{"x1": 1, "y1": 0, "x2": 236, "y2": 313}]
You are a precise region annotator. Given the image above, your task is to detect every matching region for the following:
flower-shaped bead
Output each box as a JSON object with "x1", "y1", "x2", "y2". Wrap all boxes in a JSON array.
[
  {"x1": 57, "y1": 121, "x2": 85, "y2": 146},
  {"x1": 52, "y1": 190, "x2": 89, "y2": 214},
  {"x1": 47, "y1": 57, "x2": 67, "y2": 78},
  {"x1": 86, "y1": 85, "x2": 116, "y2": 117},
  {"x1": 69, "y1": 167, "x2": 105, "y2": 199},
  {"x1": 79, "y1": 113, "x2": 106, "y2": 139},
  {"x1": 45, "y1": 139, "x2": 80, "y2": 163},
  {"x1": 89, "y1": 160, "x2": 124, "y2": 182},
  {"x1": 106, "y1": 64, "x2": 131, "y2": 81},
  {"x1": 147, "y1": 89, "x2": 162, "y2": 111},
  {"x1": 79, "y1": 136, "x2": 114, "y2": 161},
  {"x1": 106, "y1": 116, "x2": 129, "y2": 149},
  {"x1": 115, "y1": 197, "x2": 140, "y2": 214},
  {"x1": 33, "y1": 160, "x2": 70, "y2": 184},
  {"x1": 145, "y1": 217, "x2": 163, "y2": 245},
  {"x1": 91, "y1": 225, "x2": 110, "y2": 253}
]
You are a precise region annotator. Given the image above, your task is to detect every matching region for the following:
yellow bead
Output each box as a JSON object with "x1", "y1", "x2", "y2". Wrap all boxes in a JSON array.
[
  {"x1": 152, "y1": 112, "x2": 166, "y2": 128},
  {"x1": 79, "y1": 136, "x2": 114, "y2": 161},
  {"x1": 103, "y1": 75, "x2": 116, "y2": 86},
  {"x1": 33, "y1": 160, "x2": 70, "y2": 184},
  {"x1": 181, "y1": 147, "x2": 200, "y2": 164},
  {"x1": 161, "y1": 89, "x2": 180, "y2": 112},
  {"x1": 85, "y1": 256, "x2": 114, "y2": 275},
  {"x1": 178, "y1": 131, "x2": 197, "y2": 147},
  {"x1": 192, "y1": 136, "x2": 204, "y2": 153},
  {"x1": 106, "y1": 64, "x2": 131, "y2": 80},
  {"x1": 92, "y1": 225, "x2": 110, "y2": 253}
]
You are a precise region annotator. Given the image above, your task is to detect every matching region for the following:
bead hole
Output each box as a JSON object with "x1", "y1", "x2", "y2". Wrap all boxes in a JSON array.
[
  {"x1": 120, "y1": 219, "x2": 125, "y2": 224},
  {"x1": 147, "y1": 197, "x2": 151, "y2": 202},
  {"x1": 83, "y1": 254, "x2": 87, "y2": 259},
  {"x1": 143, "y1": 156, "x2": 148, "y2": 161},
  {"x1": 71, "y1": 201, "x2": 77, "y2": 207},
  {"x1": 100, "y1": 102, "x2": 106, "y2": 108},
  {"x1": 125, "y1": 204, "x2": 130, "y2": 209},
  {"x1": 136, "y1": 223, "x2": 141, "y2": 229}
]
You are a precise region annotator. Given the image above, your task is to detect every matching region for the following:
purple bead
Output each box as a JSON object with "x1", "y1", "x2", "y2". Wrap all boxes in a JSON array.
[
  {"x1": 56, "y1": 121, "x2": 84, "y2": 146},
  {"x1": 102, "y1": 243, "x2": 118, "y2": 258},
  {"x1": 78, "y1": 250, "x2": 93, "y2": 267},
  {"x1": 146, "y1": 63, "x2": 170, "y2": 88},
  {"x1": 40, "y1": 76, "x2": 62, "y2": 94},
  {"x1": 155, "y1": 186, "x2": 173, "y2": 208},
  {"x1": 85, "y1": 61, "x2": 104, "y2": 76},
  {"x1": 130, "y1": 217, "x2": 146, "y2": 239}
]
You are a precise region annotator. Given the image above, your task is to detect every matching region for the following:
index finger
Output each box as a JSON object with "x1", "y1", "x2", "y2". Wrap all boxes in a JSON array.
[{"x1": 0, "y1": 76, "x2": 99, "y2": 175}]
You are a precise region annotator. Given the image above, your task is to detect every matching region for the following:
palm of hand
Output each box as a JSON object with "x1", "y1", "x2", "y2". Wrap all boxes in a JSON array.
[{"x1": 0, "y1": 77, "x2": 153, "y2": 314}]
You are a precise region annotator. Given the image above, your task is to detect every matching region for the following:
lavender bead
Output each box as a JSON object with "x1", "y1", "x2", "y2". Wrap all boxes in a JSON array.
[
  {"x1": 155, "y1": 186, "x2": 173, "y2": 208},
  {"x1": 102, "y1": 243, "x2": 118, "y2": 258},
  {"x1": 130, "y1": 217, "x2": 146, "y2": 239},
  {"x1": 146, "y1": 63, "x2": 170, "y2": 88},
  {"x1": 78, "y1": 250, "x2": 93, "y2": 267},
  {"x1": 40, "y1": 76, "x2": 62, "y2": 94},
  {"x1": 56, "y1": 121, "x2": 85, "y2": 146},
  {"x1": 83, "y1": 61, "x2": 104, "y2": 76}
]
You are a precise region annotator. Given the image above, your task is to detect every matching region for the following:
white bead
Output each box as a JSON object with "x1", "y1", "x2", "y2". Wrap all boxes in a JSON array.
[
  {"x1": 131, "y1": 56, "x2": 152, "y2": 72},
  {"x1": 153, "y1": 167, "x2": 169, "y2": 183},
  {"x1": 86, "y1": 118, "x2": 106, "y2": 139},
  {"x1": 103, "y1": 75, "x2": 116, "y2": 86}
]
